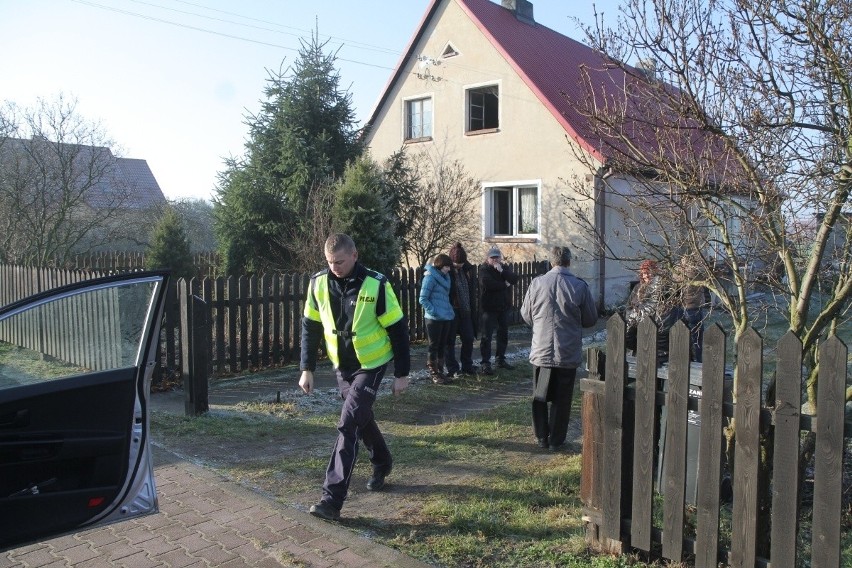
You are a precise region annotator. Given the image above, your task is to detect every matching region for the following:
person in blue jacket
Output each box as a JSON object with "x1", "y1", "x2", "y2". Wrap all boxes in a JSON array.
[{"x1": 419, "y1": 253, "x2": 455, "y2": 384}]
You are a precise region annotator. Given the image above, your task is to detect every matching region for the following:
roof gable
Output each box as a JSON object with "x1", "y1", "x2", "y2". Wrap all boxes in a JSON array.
[{"x1": 366, "y1": 0, "x2": 729, "y2": 176}]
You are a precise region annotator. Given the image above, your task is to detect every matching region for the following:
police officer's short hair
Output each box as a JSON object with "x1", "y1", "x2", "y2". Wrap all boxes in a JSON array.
[
  {"x1": 325, "y1": 233, "x2": 356, "y2": 255},
  {"x1": 550, "y1": 246, "x2": 572, "y2": 267}
]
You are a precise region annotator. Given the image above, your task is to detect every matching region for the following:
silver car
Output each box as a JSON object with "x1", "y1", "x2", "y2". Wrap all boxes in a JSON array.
[{"x1": 0, "y1": 272, "x2": 168, "y2": 550}]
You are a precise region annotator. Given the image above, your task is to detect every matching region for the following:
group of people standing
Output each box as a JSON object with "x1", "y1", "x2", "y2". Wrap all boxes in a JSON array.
[
  {"x1": 300, "y1": 233, "x2": 705, "y2": 522},
  {"x1": 418, "y1": 243, "x2": 519, "y2": 384}
]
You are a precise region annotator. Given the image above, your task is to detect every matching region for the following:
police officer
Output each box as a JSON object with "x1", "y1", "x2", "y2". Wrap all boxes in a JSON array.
[{"x1": 299, "y1": 234, "x2": 411, "y2": 520}]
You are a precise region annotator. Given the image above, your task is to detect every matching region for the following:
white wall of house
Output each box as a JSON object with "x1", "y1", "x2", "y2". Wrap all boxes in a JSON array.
[{"x1": 365, "y1": 0, "x2": 641, "y2": 304}]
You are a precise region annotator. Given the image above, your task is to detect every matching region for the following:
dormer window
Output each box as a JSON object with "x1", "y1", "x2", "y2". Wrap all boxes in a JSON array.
[{"x1": 466, "y1": 85, "x2": 499, "y2": 133}]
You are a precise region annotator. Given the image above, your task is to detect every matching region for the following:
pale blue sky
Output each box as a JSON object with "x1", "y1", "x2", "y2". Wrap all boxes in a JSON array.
[{"x1": 0, "y1": 0, "x2": 621, "y2": 201}]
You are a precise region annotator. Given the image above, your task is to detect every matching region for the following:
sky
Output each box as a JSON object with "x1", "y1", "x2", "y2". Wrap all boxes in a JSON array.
[{"x1": 1, "y1": 0, "x2": 621, "y2": 202}]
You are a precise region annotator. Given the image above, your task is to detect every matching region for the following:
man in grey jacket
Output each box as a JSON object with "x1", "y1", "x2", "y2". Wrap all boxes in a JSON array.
[{"x1": 521, "y1": 246, "x2": 598, "y2": 451}]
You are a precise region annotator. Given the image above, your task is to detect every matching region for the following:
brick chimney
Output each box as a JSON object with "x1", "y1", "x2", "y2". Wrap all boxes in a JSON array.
[{"x1": 501, "y1": 0, "x2": 535, "y2": 25}]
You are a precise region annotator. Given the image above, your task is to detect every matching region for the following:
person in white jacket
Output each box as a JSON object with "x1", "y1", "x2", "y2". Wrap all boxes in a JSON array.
[{"x1": 521, "y1": 246, "x2": 598, "y2": 451}]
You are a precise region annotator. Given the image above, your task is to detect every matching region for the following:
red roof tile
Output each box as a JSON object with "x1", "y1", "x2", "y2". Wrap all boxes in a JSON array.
[{"x1": 367, "y1": 0, "x2": 734, "y2": 180}]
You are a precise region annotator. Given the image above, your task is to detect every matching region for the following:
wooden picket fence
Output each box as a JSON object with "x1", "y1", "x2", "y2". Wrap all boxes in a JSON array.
[
  {"x1": 580, "y1": 316, "x2": 849, "y2": 567},
  {"x1": 1, "y1": 261, "x2": 549, "y2": 378}
]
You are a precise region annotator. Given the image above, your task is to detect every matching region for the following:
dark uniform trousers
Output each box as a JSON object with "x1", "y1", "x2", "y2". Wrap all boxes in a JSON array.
[
  {"x1": 322, "y1": 363, "x2": 392, "y2": 509},
  {"x1": 532, "y1": 366, "x2": 577, "y2": 446}
]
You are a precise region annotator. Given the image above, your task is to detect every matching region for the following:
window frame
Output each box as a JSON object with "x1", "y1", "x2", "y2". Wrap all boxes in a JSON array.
[
  {"x1": 482, "y1": 180, "x2": 541, "y2": 238},
  {"x1": 464, "y1": 82, "x2": 500, "y2": 134},
  {"x1": 403, "y1": 95, "x2": 433, "y2": 142}
]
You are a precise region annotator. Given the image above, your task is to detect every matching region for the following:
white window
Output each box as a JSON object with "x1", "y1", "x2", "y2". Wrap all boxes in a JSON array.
[
  {"x1": 405, "y1": 97, "x2": 432, "y2": 140},
  {"x1": 483, "y1": 182, "x2": 540, "y2": 236},
  {"x1": 466, "y1": 85, "x2": 499, "y2": 132}
]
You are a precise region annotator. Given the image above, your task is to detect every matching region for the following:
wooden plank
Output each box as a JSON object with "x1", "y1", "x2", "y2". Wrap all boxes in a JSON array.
[
  {"x1": 731, "y1": 328, "x2": 762, "y2": 568},
  {"x1": 272, "y1": 274, "x2": 281, "y2": 366},
  {"x1": 810, "y1": 337, "x2": 846, "y2": 568},
  {"x1": 214, "y1": 277, "x2": 225, "y2": 375},
  {"x1": 581, "y1": 348, "x2": 605, "y2": 509},
  {"x1": 261, "y1": 274, "x2": 271, "y2": 367},
  {"x1": 282, "y1": 275, "x2": 293, "y2": 363},
  {"x1": 249, "y1": 275, "x2": 259, "y2": 369},
  {"x1": 239, "y1": 275, "x2": 249, "y2": 372},
  {"x1": 602, "y1": 315, "x2": 626, "y2": 543},
  {"x1": 770, "y1": 331, "x2": 802, "y2": 568},
  {"x1": 694, "y1": 324, "x2": 727, "y2": 568},
  {"x1": 662, "y1": 322, "x2": 690, "y2": 561},
  {"x1": 227, "y1": 275, "x2": 238, "y2": 373},
  {"x1": 631, "y1": 317, "x2": 658, "y2": 552},
  {"x1": 202, "y1": 278, "x2": 213, "y2": 378}
]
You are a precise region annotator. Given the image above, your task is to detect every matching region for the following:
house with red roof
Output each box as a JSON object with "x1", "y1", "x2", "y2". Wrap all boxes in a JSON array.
[{"x1": 364, "y1": 0, "x2": 713, "y2": 307}]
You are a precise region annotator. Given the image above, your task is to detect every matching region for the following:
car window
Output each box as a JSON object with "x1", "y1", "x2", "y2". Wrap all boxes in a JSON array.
[{"x1": 0, "y1": 279, "x2": 161, "y2": 391}]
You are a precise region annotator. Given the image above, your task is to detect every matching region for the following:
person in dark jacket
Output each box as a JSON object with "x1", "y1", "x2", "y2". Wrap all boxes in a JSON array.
[
  {"x1": 419, "y1": 253, "x2": 455, "y2": 384},
  {"x1": 521, "y1": 245, "x2": 598, "y2": 450},
  {"x1": 445, "y1": 243, "x2": 479, "y2": 378},
  {"x1": 479, "y1": 245, "x2": 519, "y2": 375},
  {"x1": 299, "y1": 234, "x2": 410, "y2": 521}
]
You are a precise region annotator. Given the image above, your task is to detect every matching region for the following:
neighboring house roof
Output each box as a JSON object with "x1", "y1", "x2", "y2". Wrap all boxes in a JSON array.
[
  {"x1": 366, "y1": 0, "x2": 728, "y2": 174},
  {"x1": 1, "y1": 137, "x2": 166, "y2": 210}
]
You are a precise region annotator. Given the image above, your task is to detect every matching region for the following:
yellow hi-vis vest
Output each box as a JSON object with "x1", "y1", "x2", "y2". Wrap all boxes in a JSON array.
[{"x1": 303, "y1": 272, "x2": 404, "y2": 370}]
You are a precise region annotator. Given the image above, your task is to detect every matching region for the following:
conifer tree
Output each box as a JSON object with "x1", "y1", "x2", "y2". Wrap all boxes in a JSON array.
[
  {"x1": 147, "y1": 208, "x2": 194, "y2": 279},
  {"x1": 213, "y1": 32, "x2": 360, "y2": 274}
]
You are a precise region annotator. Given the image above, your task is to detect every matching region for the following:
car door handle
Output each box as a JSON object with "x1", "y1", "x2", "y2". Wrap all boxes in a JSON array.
[{"x1": 0, "y1": 409, "x2": 30, "y2": 429}]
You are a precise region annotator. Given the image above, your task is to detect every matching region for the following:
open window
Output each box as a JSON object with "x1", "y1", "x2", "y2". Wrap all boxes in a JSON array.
[
  {"x1": 484, "y1": 182, "x2": 540, "y2": 236},
  {"x1": 466, "y1": 85, "x2": 499, "y2": 133}
]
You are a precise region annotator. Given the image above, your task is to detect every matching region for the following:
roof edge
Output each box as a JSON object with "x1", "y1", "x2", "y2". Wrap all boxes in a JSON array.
[
  {"x1": 456, "y1": 0, "x2": 606, "y2": 163},
  {"x1": 363, "y1": 0, "x2": 443, "y2": 139}
]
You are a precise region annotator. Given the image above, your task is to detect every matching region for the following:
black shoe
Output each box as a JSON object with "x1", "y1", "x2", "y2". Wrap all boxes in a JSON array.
[
  {"x1": 309, "y1": 501, "x2": 340, "y2": 520},
  {"x1": 432, "y1": 374, "x2": 453, "y2": 384},
  {"x1": 549, "y1": 442, "x2": 566, "y2": 452},
  {"x1": 537, "y1": 438, "x2": 549, "y2": 449},
  {"x1": 461, "y1": 366, "x2": 478, "y2": 375},
  {"x1": 496, "y1": 359, "x2": 514, "y2": 370},
  {"x1": 481, "y1": 364, "x2": 494, "y2": 376},
  {"x1": 367, "y1": 467, "x2": 391, "y2": 491}
]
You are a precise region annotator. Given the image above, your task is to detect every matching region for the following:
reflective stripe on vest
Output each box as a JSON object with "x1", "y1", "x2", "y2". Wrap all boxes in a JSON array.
[{"x1": 304, "y1": 273, "x2": 403, "y2": 369}]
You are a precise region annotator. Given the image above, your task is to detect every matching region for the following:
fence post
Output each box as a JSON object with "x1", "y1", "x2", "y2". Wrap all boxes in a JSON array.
[{"x1": 180, "y1": 279, "x2": 209, "y2": 416}]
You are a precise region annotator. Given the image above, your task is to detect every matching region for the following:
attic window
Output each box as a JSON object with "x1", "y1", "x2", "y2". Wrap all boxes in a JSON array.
[
  {"x1": 466, "y1": 85, "x2": 499, "y2": 133},
  {"x1": 441, "y1": 43, "x2": 459, "y2": 59}
]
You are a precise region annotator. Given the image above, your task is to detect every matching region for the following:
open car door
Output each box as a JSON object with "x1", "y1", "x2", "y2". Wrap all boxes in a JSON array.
[{"x1": 0, "y1": 272, "x2": 169, "y2": 551}]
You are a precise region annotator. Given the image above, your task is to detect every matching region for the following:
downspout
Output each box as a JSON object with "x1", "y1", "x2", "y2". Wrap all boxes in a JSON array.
[{"x1": 594, "y1": 166, "x2": 611, "y2": 313}]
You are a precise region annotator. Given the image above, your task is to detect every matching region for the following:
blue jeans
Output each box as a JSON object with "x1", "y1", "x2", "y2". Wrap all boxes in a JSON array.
[{"x1": 480, "y1": 310, "x2": 508, "y2": 365}]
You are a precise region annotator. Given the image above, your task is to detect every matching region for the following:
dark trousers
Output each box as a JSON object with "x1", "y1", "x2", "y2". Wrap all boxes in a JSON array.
[
  {"x1": 480, "y1": 309, "x2": 508, "y2": 365},
  {"x1": 681, "y1": 307, "x2": 704, "y2": 362},
  {"x1": 322, "y1": 364, "x2": 391, "y2": 510},
  {"x1": 532, "y1": 366, "x2": 577, "y2": 446},
  {"x1": 445, "y1": 310, "x2": 475, "y2": 374},
  {"x1": 425, "y1": 319, "x2": 452, "y2": 362}
]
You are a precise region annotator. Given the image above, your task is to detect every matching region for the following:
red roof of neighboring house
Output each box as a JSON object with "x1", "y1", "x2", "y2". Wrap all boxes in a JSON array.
[{"x1": 366, "y1": 0, "x2": 733, "y2": 179}]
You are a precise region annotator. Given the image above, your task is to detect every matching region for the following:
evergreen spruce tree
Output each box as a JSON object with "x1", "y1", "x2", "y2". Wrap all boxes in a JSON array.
[
  {"x1": 213, "y1": 32, "x2": 361, "y2": 275},
  {"x1": 332, "y1": 156, "x2": 400, "y2": 276},
  {"x1": 147, "y1": 208, "x2": 194, "y2": 279}
]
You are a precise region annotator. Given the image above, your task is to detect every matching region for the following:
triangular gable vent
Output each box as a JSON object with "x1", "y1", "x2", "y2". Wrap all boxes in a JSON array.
[{"x1": 441, "y1": 43, "x2": 459, "y2": 59}]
